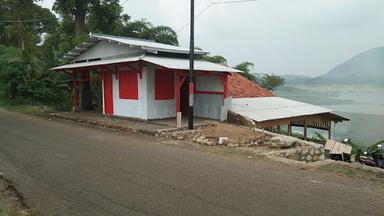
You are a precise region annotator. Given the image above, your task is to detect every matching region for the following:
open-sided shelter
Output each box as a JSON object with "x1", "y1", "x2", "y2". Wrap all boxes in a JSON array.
[{"x1": 230, "y1": 97, "x2": 349, "y2": 140}]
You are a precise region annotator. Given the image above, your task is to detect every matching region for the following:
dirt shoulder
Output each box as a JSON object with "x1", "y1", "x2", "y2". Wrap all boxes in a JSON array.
[{"x1": 0, "y1": 174, "x2": 41, "y2": 216}]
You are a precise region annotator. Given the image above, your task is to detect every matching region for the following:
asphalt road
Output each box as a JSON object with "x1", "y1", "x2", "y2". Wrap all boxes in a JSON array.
[{"x1": 0, "y1": 108, "x2": 383, "y2": 216}]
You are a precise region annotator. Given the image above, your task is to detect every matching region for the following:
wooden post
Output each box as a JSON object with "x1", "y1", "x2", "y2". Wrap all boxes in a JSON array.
[
  {"x1": 328, "y1": 122, "x2": 332, "y2": 140},
  {"x1": 288, "y1": 123, "x2": 292, "y2": 136},
  {"x1": 277, "y1": 125, "x2": 281, "y2": 134},
  {"x1": 304, "y1": 119, "x2": 308, "y2": 141}
]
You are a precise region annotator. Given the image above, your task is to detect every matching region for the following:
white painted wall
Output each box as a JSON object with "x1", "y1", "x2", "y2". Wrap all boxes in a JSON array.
[
  {"x1": 194, "y1": 76, "x2": 226, "y2": 120},
  {"x1": 101, "y1": 64, "x2": 176, "y2": 120},
  {"x1": 146, "y1": 65, "x2": 176, "y2": 119},
  {"x1": 74, "y1": 41, "x2": 144, "y2": 62},
  {"x1": 112, "y1": 73, "x2": 141, "y2": 118},
  {"x1": 101, "y1": 65, "x2": 228, "y2": 121},
  {"x1": 195, "y1": 75, "x2": 223, "y2": 92}
]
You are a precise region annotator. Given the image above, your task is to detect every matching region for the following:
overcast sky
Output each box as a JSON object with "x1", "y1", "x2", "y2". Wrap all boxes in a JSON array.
[{"x1": 38, "y1": 0, "x2": 384, "y2": 77}]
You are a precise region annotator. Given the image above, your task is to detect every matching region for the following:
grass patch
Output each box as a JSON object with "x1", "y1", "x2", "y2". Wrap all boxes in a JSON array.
[
  {"x1": 0, "y1": 199, "x2": 24, "y2": 216},
  {"x1": 2, "y1": 105, "x2": 50, "y2": 117},
  {"x1": 320, "y1": 164, "x2": 356, "y2": 176},
  {"x1": 320, "y1": 163, "x2": 384, "y2": 183},
  {"x1": 0, "y1": 198, "x2": 42, "y2": 216},
  {"x1": 0, "y1": 176, "x2": 42, "y2": 216},
  {"x1": 0, "y1": 98, "x2": 53, "y2": 117}
]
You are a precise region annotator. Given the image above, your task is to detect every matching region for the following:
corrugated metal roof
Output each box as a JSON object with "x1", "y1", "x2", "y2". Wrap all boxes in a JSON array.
[
  {"x1": 143, "y1": 56, "x2": 242, "y2": 73},
  {"x1": 230, "y1": 97, "x2": 333, "y2": 122},
  {"x1": 51, "y1": 55, "x2": 143, "y2": 71},
  {"x1": 51, "y1": 55, "x2": 242, "y2": 73},
  {"x1": 62, "y1": 33, "x2": 208, "y2": 61},
  {"x1": 91, "y1": 33, "x2": 208, "y2": 55}
]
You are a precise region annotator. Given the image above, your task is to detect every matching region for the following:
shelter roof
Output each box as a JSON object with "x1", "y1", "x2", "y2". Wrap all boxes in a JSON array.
[{"x1": 230, "y1": 97, "x2": 348, "y2": 123}]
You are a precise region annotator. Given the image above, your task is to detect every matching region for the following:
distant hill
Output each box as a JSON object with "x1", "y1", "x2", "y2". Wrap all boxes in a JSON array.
[{"x1": 285, "y1": 47, "x2": 384, "y2": 84}]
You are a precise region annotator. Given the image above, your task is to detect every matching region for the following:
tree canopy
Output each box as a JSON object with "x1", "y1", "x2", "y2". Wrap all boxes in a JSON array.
[
  {"x1": 0, "y1": 0, "x2": 58, "y2": 50},
  {"x1": 235, "y1": 61, "x2": 284, "y2": 90},
  {"x1": 200, "y1": 55, "x2": 228, "y2": 65}
]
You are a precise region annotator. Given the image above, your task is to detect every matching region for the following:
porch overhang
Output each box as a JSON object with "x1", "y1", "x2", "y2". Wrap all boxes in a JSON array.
[{"x1": 51, "y1": 55, "x2": 242, "y2": 73}]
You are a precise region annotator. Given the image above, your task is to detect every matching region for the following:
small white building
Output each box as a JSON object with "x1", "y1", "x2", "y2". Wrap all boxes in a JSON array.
[{"x1": 52, "y1": 33, "x2": 241, "y2": 126}]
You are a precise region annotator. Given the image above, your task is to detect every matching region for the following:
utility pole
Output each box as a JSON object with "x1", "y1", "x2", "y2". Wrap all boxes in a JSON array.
[{"x1": 188, "y1": 0, "x2": 195, "y2": 130}]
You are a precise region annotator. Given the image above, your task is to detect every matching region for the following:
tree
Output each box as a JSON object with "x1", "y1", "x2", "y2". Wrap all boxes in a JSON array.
[
  {"x1": 0, "y1": 45, "x2": 69, "y2": 107},
  {"x1": 235, "y1": 61, "x2": 285, "y2": 90},
  {"x1": 200, "y1": 55, "x2": 227, "y2": 65},
  {"x1": 146, "y1": 26, "x2": 178, "y2": 45},
  {"x1": 234, "y1": 61, "x2": 257, "y2": 82},
  {"x1": 0, "y1": 0, "x2": 58, "y2": 50},
  {"x1": 53, "y1": 0, "x2": 95, "y2": 35},
  {"x1": 114, "y1": 19, "x2": 179, "y2": 45},
  {"x1": 87, "y1": 0, "x2": 123, "y2": 34},
  {"x1": 259, "y1": 74, "x2": 285, "y2": 90}
]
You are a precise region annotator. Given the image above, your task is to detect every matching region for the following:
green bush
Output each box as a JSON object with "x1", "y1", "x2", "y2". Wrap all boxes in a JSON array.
[{"x1": 0, "y1": 45, "x2": 70, "y2": 110}]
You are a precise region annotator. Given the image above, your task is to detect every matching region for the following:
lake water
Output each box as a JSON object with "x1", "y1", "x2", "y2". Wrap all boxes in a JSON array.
[{"x1": 274, "y1": 84, "x2": 384, "y2": 146}]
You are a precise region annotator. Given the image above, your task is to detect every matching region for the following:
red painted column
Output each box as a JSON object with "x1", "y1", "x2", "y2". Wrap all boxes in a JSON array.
[
  {"x1": 223, "y1": 74, "x2": 228, "y2": 99},
  {"x1": 73, "y1": 72, "x2": 78, "y2": 112}
]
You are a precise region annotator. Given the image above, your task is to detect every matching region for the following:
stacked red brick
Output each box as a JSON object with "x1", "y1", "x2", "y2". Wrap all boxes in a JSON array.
[{"x1": 228, "y1": 73, "x2": 274, "y2": 98}]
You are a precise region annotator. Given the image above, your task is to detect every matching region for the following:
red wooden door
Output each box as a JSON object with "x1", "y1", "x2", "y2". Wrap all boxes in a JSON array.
[{"x1": 103, "y1": 71, "x2": 113, "y2": 116}]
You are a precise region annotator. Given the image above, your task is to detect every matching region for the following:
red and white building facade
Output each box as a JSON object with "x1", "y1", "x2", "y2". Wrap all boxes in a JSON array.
[{"x1": 52, "y1": 33, "x2": 241, "y2": 126}]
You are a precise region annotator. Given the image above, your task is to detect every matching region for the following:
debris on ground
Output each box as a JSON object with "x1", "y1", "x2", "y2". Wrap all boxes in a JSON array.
[{"x1": 193, "y1": 123, "x2": 270, "y2": 147}]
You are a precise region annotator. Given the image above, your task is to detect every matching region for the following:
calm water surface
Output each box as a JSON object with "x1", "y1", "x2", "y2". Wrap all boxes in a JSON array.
[{"x1": 275, "y1": 84, "x2": 384, "y2": 146}]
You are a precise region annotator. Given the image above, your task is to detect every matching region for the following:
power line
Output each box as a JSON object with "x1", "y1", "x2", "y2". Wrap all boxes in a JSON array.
[
  {"x1": 176, "y1": 0, "x2": 258, "y2": 33},
  {"x1": 120, "y1": 0, "x2": 129, "y2": 5},
  {"x1": 0, "y1": 18, "x2": 52, "y2": 23}
]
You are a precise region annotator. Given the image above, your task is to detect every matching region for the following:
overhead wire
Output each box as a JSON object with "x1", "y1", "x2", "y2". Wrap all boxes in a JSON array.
[
  {"x1": 120, "y1": 0, "x2": 130, "y2": 5},
  {"x1": 0, "y1": 18, "x2": 52, "y2": 23},
  {"x1": 176, "y1": 0, "x2": 258, "y2": 33}
]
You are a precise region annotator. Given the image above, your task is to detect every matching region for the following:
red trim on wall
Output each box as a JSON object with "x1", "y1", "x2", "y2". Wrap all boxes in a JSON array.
[
  {"x1": 195, "y1": 91, "x2": 224, "y2": 95},
  {"x1": 103, "y1": 71, "x2": 114, "y2": 116},
  {"x1": 220, "y1": 75, "x2": 228, "y2": 99},
  {"x1": 155, "y1": 69, "x2": 175, "y2": 100},
  {"x1": 118, "y1": 71, "x2": 138, "y2": 100}
]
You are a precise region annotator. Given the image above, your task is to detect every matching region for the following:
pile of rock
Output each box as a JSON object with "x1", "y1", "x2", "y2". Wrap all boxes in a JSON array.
[
  {"x1": 269, "y1": 136, "x2": 325, "y2": 163},
  {"x1": 275, "y1": 146, "x2": 325, "y2": 163},
  {"x1": 155, "y1": 128, "x2": 203, "y2": 140},
  {"x1": 269, "y1": 136, "x2": 301, "y2": 149},
  {"x1": 192, "y1": 134, "x2": 266, "y2": 147}
]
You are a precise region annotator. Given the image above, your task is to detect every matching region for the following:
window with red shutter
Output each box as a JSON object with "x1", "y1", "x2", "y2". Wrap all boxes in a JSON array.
[
  {"x1": 119, "y1": 71, "x2": 138, "y2": 100},
  {"x1": 155, "y1": 70, "x2": 174, "y2": 100}
]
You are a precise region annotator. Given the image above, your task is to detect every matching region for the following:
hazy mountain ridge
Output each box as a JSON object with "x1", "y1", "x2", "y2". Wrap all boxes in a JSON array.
[{"x1": 284, "y1": 47, "x2": 384, "y2": 84}]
